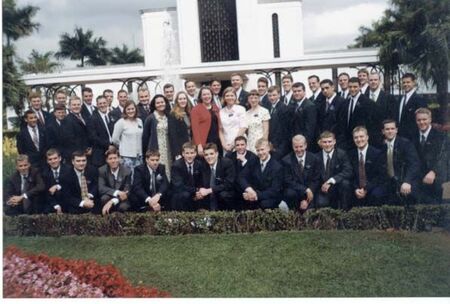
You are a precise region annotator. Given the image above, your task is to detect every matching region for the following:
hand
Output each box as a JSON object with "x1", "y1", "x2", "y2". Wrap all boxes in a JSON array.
[
  {"x1": 55, "y1": 206, "x2": 63, "y2": 214},
  {"x1": 175, "y1": 155, "x2": 182, "y2": 160},
  {"x1": 321, "y1": 183, "x2": 331, "y2": 193},
  {"x1": 422, "y1": 171, "x2": 436, "y2": 185},
  {"x1": 355, "y1": 188, "x2": 367, "y2": 199},
  {"x1": 102, "y1": 200, "x2": 114, "y2": 215},
  {"x1": 299, "y1": 200, "x2": 309, "y2": 211},
  {"x1": 149, "y1": 201, "x2": 161, "y2": 212},
  {"x1": 305, "y1": 188, "x2": 314, "y2": 203},
  {"x1": 48, "y1": 185, "x2": 59, "y2": 195},
  {"x1": 8, "y1": 195, "x2": 24, "y2": 206},
  {"x1": 85, "y1": 147, "x2": 92, "y2": 156},
  {"x1": 117, "y1": 191, "x2": 128, "y2": 201},
  {"x1": 400, "y1": 183, "x2": 412, "y2": 196},
  {"x1": 197, "y1": 145, "x2": 204, "y2": 157},
  {"x1": 83, "y1": 199, "x2": 94, "y2": 209},
  {"x1": 198, "y1": 187, "x2": 211, "y2": 197},
  {"x1": 236, "y1": 153, "x2": 246, "y2": 162}
]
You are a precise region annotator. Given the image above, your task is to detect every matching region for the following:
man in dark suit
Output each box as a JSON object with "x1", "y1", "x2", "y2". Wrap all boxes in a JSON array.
[
  {"x1": 350, "y1": 126, "x2": 386, "y2": 206},
  {"x1": 308, "y1": 75, "x2": 325, "y2": 105},
  {"x1": 110, "y1": 89, "x2": 128, "y2": 123},
  {"x1": 289, "y1": 82, "x2": 317, "y2": 147},
  {"x1": 337, "y1": 72, "x2": 350, "y2": 99},
  {"x1": 239, "y1": 138, "x2": 283, "y2": 209},
  {"x1": 336, "y1": 77, "x2": 377, "y2": 151},
  {"x1": 60, "y1": 151, "x2": 99, "y2": 214},
  {"x1": 46, "y1": 104, "x2": 67, "y2": 160},
  {"x1": 358, "y1": 68, "x2": 370, "y2": 96},
  {"x1": 81, "y1": 87, "x2": 95, "y2": 121},
  {"x1": 62, "y1": 96, "x2": 92, "y2": 162},
  {"x1": 87, "y1": 95, "x2": 115, "y2": 167},
  {"x1": 317, "y1": 79, "x2": 345, "y2": 136},
  {"x1": 41, "y1": 149, "x2": 71, "y2": 214},
  {"x1": 185, "y1": 80, "x2": 198, "y2": 108},
  {"x1": 267, "y1": 85, "x2": 291, "y2": 159},
  {"x1": 258, "y1": 77, "x2": 271, "y2": 110},
  {"x1": 170, "y1": 142, "x2": 203, "y2": 211},
  {"x1": 4, "y1": 154, "x2": 45, "y2": 215},
  {"x1": 130, "y1": 149, "x2": 169, "y2": 212},
  {"x1": 381, "y1": 119, "x2": 420, "y2": 205},
  {"x1": 103, "y1": 89, "x2": 114, "y2": 111},
  {"x1": 413, "y1": 108, "x2": 447, "y2": 204},
  {"x1": 196, "y1": 143, "x2": 236, "y2": 211},
  {"x1": 281, "y1": 74, "x2": 294, "y2": 105},
  {"x1": 210, "y1": 79, "x2": 222, "y2": 109},
  {"x1": 315, "y1": 131, "x2": 353, "y2": 210},
  {"x1": 27, "y1": 91, "x2": 53, "y2": 127},
  {"x1": 98, "y1": 147, "x2": 132, "y2": 215},
  {"x1": 282, "y1": 135, "x2": 320, "y2": 211},
  {"x1": 136, "y1": 88, "x2": 152, "y2": 122},
  {"x1": 231, "y1": 73, "x2": 249, "y2": 108},
  {"x1": 394, "y1": 73, "x2": 428, "y2": 141},
  {"x1": 16, "y1": 110, "x2": 47, "y2": 170}
]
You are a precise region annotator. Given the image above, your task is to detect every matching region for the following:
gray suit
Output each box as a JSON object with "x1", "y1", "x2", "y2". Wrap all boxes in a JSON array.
[{"x1": 98, "y1": 164, "x2": 132, "y2": 212}]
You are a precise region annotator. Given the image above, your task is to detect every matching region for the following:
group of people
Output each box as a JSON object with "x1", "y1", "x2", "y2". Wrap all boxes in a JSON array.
[{"x1": 5, "y1": 69, "x2": 448, "y2": 216}]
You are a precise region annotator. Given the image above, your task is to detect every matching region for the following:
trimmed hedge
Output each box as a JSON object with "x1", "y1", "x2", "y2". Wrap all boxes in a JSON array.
[{"x1": 4, "y1": 204, "x2": 450, "y2": 237}]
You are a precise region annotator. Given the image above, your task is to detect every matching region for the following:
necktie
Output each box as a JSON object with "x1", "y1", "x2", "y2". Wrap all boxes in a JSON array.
[
  {"x1": 399, "y1": 95, "x2": 406, "y2": 123},
  {"x1": 37, "y1": 111, "x2": 45, "y2": 125},
  {"x1": 53, "y1": 170, "x2": 59, "y2": 183},
  {"x1": 104, "y1": 114, "x2": 112, "y2": 141},
  {"x1": 261, "y1": 162, "x2": 265, "y2": 173},
  {"x1": 370, "y1": 92, "x2": 376, "y2": 101},
  {"x1": 387, "y1": 144, "x2": 395, "y2": 178},
  {"x1": 21, "y1": 175, "x2": 27, "y2": 193},
  {"x1": 80, "y1": 173, "x2": 89, "y2": 200},
  {"x1": 296, "y1": 102, "x2": 302, "y2": 112},
  {"x1": 358, "y1": 152, "x2": 367, "y2": 188},
  {"x1": 105, "y1": 114, "x2": 110, "y2": 124},
  {"x1": 76, "y1": 113, "x2": 85, "y2": 125},
  {"x1": 31, "y1": 127, "x2": 39, "y2": 150},
  {"x1": 325, "y1": 100, "x2": 330, "y2": 112},
  {"x1": 210, "y1": 167, "x2": 216, "y2": 188},
  {"x1": 298, "y1": 158, "x2": 304, "y2": 173},
  {"x1": 188, "y1": 164, "x2": 194, "y2": 185},
  {"x1": 284, "y1": 95, "x2": 289, "y2": 105},
  {"x1": 150, "y1": 171, "x2": 156, "y2": 195},
  {"x1": 270, "y1": 106, "x2": 275, "y2": 115},
  {"x1": 348, "y1": 98, "x2": 354, "y2": 125},
  {"x1": 325, "y1": 153, "x2": 331, "y2": 179},
  {"x1": 420, "y1": 134, "x2": 426, "y2": 147}
]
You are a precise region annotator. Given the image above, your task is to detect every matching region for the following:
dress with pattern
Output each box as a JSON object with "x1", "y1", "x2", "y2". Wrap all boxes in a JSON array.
[
  {"x1": 156, "y1": 114, "x2": 172, "y2": 179},
  {"x1": 245, "y1": 106, "x2": 271, "y2": 153}
]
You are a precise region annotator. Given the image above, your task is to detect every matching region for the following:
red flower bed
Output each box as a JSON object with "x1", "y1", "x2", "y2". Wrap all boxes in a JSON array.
[{"x1": 3, "y1": 246, "x2": 171, "y2": 298}]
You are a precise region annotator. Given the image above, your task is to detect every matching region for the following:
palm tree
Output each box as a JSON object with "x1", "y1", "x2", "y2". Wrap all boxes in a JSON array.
[
  {"x1": 2, "y1": 0, "x2": 40, "y2": 48},
  {"x1": 55, "y1": 27, "x2": 110, "y2": 67},
  {"x1": 110, "y1": 44, "x2": 144, "y2": 64},
  {"x1": 18, "y1": 49, "x2": 61, "y2": 74}
]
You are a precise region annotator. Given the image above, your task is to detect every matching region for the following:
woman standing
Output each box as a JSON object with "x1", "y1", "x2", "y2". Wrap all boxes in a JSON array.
[
  {"x1": 111, "y1": 100, "x2": 144, "y2": 171},
  {"x1": 142, "y1": 94, "x2": 172, "y2": 178},
  {"x1": 168, "y1": 91, "x2": 192, "y2": 160},
  {"x1": 190, "y1": 86, "x2": 222, "y2": 156},
  {"x1": 245, "y1": 89, "x2": 270, "y2": 153},
  {"x1": 219, "y1": 87, "x2": 247, "y2": 154}
]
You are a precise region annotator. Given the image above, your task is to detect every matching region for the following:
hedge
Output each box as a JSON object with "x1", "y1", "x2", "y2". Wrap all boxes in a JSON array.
[{"x1": 3, "y1": 204, "x2": 450, "y2": 237}]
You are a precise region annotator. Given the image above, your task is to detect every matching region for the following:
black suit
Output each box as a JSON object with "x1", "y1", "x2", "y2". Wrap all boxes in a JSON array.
[
  {"x1": 260, "y1": 94, "x2": 270, "y2": 110},
  {"x1": 413, "y1": 128, "x2": 448, "y2": 203},
  {"x1": 370, "y1": 90, "x2": 395, "y2": 147},
  {"x1": 282, "y1": 152, "x2": 320, "y2": 210},
  {"x1": 238, "y1": 89, "x2": 249, "y2": 109},
  {"x1": 130, "y1": 164, "x2": 169, "y2": 211},
  {"x1": 268, "y1": 101, "x2": 291, "y2": 159},
  {"x1": 16, "y1": 125, "x2": 47, "y2": 169},
  {"x1": 198, "y1": 157, "x2": 236, "y2": 211},
  {"x1": 4, "y1": 168, "x2": 45, "y2": 215},
  {"x1": 60, "y1": 165, "x2": 99, "y2": 214},
  {"x1": 109, "y1": 106, "x2": 123, "y2": 125},
  {"x1": 394, "y1": 91, "x2": 428, "y2": 141},
  {"x1": 315, "y1": 149, "x2": 353, "y2": 210},
  {"x1": 41, "y1": 164, "x2": 71, "y2": 213},
  {"x1": 81, "y1": 103, "x2": 95, "y2": 122},
  {"x1": 239, "y1": 156, "x2": 283, "y2": 209},
  {"x1": 317, "y1": 95, "x2": 344, "y2": 135},
  {"x1": 46, "y1": 119, "x2": 66, "y2": 159},
  {"x1": 349, "y1": 146, "x2": 386, "y2": 206},
  {"x1": 87, "y1": 110, "x2": 115, "y2": 167},
  {"x1": 168, "y1": 113, "x2": 191, "y2": 159},
  {"x1": 169, "y1": 158, "x2": 203, "y2": 211},
  {"x1": 62, "y1": 113, "x2": 91, "y2": 162},
  {"x1": 288, "y1": 98, "x2": 317, "y2": 147},
  {"x1": 309, "y1": 91, "x2": 325, "y2": 105},
  {"x1": 98, "y1": 164, "x2": 132, "y2": 212},
  {"x1": 225, "y1": 150, "x2": 259, "y2": 178},
  {"x1": 137, "y1": 103, "x2": 151, "y2": 123}
]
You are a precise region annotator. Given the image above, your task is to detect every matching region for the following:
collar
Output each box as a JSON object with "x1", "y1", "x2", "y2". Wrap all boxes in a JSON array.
[
  {"x1": 185, "y1": 160, "x2": 194, "y2": 168},
  {"x1": 313, "y1": 89, "x2": 321, "y2": 99},
  {"x1": 27, "y1": 125, "x2": 38, "y2": 132},
  {"x1": 405, "y1": 88, "x2": 416, "y2": 100},
  {"x1": 322, "y1": 149, "x2": 334, "y2": 160},
  {"x1": 74, "y1": 169, "x2": 84, "y2": 177},
  {"x1": 260, "y1": 93, "x2": 267, "y2": 101},
  {"x1": 110, "y1": 167, "x2": 119, "y2": 175},
  {"x1": 350, "y1": 92, "x2": 361, "y2": 102},
  {"x1": 327, "y1": 93, "x2": 337, "y2": 103},
  {"x1": 361, "y1": 83, "x2": 369, "y2": 92},
  {"x1": 370, "y1": 87, "x2": 381, "y2": 96},
  {"x1": 210, "y1": 161, "x2": 218, "y2": 171},
  {"x1": 358, "y1": 145, "x2": 369, "y2": 159},
  {"x1": 147, "y1": 165, "x2": 157, "y2": 175},
  {"x1": 52, "y1": 166, "x2": 60, "y2": 173},
  {"x1": 260, "y1": 154, "x2": 271, "y2": 167},
  {"x1": 295, "y1": 153, "x2": 306, "y2": 164},
  {"x1": 385, "y1": 137, "x2": 396, "y2": 147},
  {"x1": 420, "y1": 126, "x2": 432, "y2": 139},
  {"x1": 271, "y1": 100, "x2": 280, "y2": 108},
  {"x1": 236, "y1": 87, "x2": 242, "y2": 98}
]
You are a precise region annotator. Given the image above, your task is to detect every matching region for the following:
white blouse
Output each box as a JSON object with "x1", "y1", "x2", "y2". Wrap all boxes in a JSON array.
[
  {"x1": 220, "y1": 104, "x2": 248, "y2": 147},
  {"x1": 112, "y1": 118, "x2": 143, "y2": 158}
]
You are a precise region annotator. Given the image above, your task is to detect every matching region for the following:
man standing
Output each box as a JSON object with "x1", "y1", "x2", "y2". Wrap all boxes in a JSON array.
[
  {"x1": 358, "y1": 68, "x2": 370, "y2": 95},
  {"x1": 210, "y1": 79, "x2": 223, "y2": 109},
  {"x1": 317, "y1": 79, "x2": 344, "y2": 136},
  {"x1": 337, "y1": 72, "x2": 350, "y2": 99},
  {"x1": 163, "y1": 83, "x2": 175, "y2": 109},
  {"x1": 22, "y1": 92, "x2": 52, "y2": 128},
  {"x1": 81, "y1": 87, "x2": 95, "y2": 121},
  {"x1": 42, "y1": 149, "x2": 70, "y2": 214},
  {"x1": 55, "y1": 90, "x2": 68, "y2": 107},
  {"x1": 184, "y1": 80, "x2": 198, "y2": 108},
  {"x1": 231, "y1": 73, "x2": 249, "y2": 108},
  {"x1": 289, "y1": 82, "x2": 317, "y2": 147},
  {"x1": 308, "y1": 75, "x2": 325, "y2": 104},
  {"x1": 267, "y1": 85, "x2": 290, "y2": 159},
  {"x1": 257, "y1": 77, "x2": 270, "y2": 109},
  {"x1": 281, "y1": 74, "x2": 294, "y2": 105},
  {"x1": 103, "y1": 89, "x2": 114, "y2": 111},
  {"x1": 46, "y1": 104, "x2": 67, "y2": 160},
  {"x1": 137, "y1": 88, "x2": 152, "y2": 122},
  {"x1": 110, "y1": 89, "x2": 128, "y2": 123},
  {"x1": 17, "y1": 110, "x2": 47, "y2": 169}
]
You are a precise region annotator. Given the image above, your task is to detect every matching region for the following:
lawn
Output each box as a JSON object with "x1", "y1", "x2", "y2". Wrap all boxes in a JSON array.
[{"x1": 4, "y1": 230, "x2": 450, "y2": 297}]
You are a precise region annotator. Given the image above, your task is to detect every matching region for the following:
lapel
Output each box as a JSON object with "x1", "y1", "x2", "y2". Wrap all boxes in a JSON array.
[
  {"x1": 291, "y1": 153, "x2": 301, "y2": 177},
  {"x1": 107, "y1": 168, "x2": 115, "y2": 187}
]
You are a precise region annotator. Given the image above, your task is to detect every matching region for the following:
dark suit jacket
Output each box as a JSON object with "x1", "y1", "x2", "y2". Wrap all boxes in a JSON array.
[
  {"x1": 59, "y1": 165, "x2": 98, "y2": 213},
  {"x1": 394, "y1": 91, "x2": 427, "y2": 141},
  {"x1": 87, "y1": 110, "x2": 115, "y2": 167},
  {"x1": 131, "y1": 164, "x2": 169, "y2": 209},
  {"x1": 225, "y1": 150, "x2": 259, "y2": 177},
  {"x1": 316, "y1": 148, "x2": 353, "y2": 185},
  {"x1": 239, "y1": 156, "x2": 283, "y2": 201},
  {"x1": 200, "y1": 157, "x2": 236, "y2": 195},
  {"x1": 309, "y1": 91, "x2": 325, "y2": 105},
  {"x1": 238, "y1": 89, "x2": 249, "y2": 109},
  {"x1": 289, "y1": 98, "x2": 317, "y2": 146},
  {"x1": 81, "y1": 103, "x2": 96, "y2": 122},
  {"x1": 168, "y1": 113, "x2": 190, "y2": 158},
  {"x1": 41, "y1": 164, "x2": 71, "y2": 210},
  {"x1": 370, "y1": 90, "x2": 395, "y2": 147},
  {"x1": 170, "y1": 158, "x2": 203, "y2": 196},
  {"x1": 20, "y1": 109, "x2": 52, "y2": 129},
  {"x1": 46, "y1": 119, "x2": 66, "y2": 158},
  {"x1": 317, "y1": 95, "x2": 344, "y2": 134},
  {"x1": 381, "y1": 136, "x2": 420, "y2": 184},
  {"x1": 16, "y1": 125, "x2": 47, "y2": 168},
  {"x1": 412, "y1": 128, "x2": 448, "y2": 179},
  {"x1": 268, "y1": 101, "x2": 291, "y2": 157},
  {"x1": 62, "y1": 113, "x2": 91, "y2": 160},
  {"x1": 98, "y1": 164, "x2": 132, "y2": 200},
  {"x1": 6, "y1": 168, "x2": 45, "y2": 201},
  {"x1": 109, "y1": 106, "x2": 123, "y2": 125},
  {"x1": 282, "y1": 151, "x2": 321, "y2": 197},
  {"x1": 137, "y1": 103, "x2": 151, "y2": 123},
  {"x1": 260, "y1": 94, "x2": 270, "y2": 110},
  {"x1": 349, "y1": 146, "x2": 384, "y2": 192}
]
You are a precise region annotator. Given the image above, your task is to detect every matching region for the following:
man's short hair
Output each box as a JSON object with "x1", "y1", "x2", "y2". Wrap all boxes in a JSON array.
[
  {"x1": 234, "y1": 135, "x2": 247, "y2": 144},
  {"x1": 292, "y1": 82, "x2": 306, "y2": 91},
  {"x1": 415, "y1": 107, "x2": 432, "y2": 117},
  {"x1": 320, "y1": 79, "x2": 334, "y2": 86},
  {"x1": 24, "y1": 109, "x2": 36, "y2": 118},
  {"x1": 117, "y1": 89, "x2": 127, "y2": 96},
  {"x1": 308, "y1": 75, "x2": 320, "y2": 82},
  {"x1": 268, "y1": 85, "x2": 280, "y2": 94},
  {"x1": 103, "y1": 89, "x2": 113, "y2": 96},
  {"x1": 352, "y1": 126, "x2": 368, "y2": 135},
  {"x1": 319, "y1": 131, "x2": 335, "y2": 140},
  {"x1": 358, "y1": 68, "x2": 369, "y2": 76},
  {"x1": 69, "y1": 95, "x2": 81, "y2": 105},
  {"x1": 230, "y1": 72, "x2": 243, "y2": 79},
  {"x1": 282, "y1": 74, "x2": 293, "y2": 82},
  {"x1": 402, "y1": 72, "x2": 416, "y2": 81},
  {"x1": 163, "y1": 83, "x2": 174, "y2": 90},
  {"x1": 145, "y1": 149, "x2": 160, "y2": 158},
  {"x1": 55, "y1": 89, "x2": 67, "y2": 96},
  {"x1": 348, "y1": 77, "x2": 360, "y2": 85},
  {"x1": 182, "y1": 141, "x2": 197, "y2": 152},
  {"x1": 255, "y1": 138, "x2": 271, "y2": 149},
  {"x1": 209, "y1": 79, "x2": 221, "y2": 86},
  {"x1": 184, "y1": 80, "x2": 195, "y2": 88},
  {"x1": 105, "y1": 146, "x2": 120, "y2": 158},
  {"x1": 292, "y1": 134, "x2": 307, "y2": 144},
  {"x1": 54, "y1": 104, "x2": 66, "y2": 112},
  {"x1": 82, "y1": 87, "x2": 93, "y2": 94},
  {"x1": 28, "y1": 91, "x2": 41, "y2": 100},
  {"x1": 338, "y1": 72, "x2": 350, "y2": 79},
  {"x1": 72, "y1": 150, "x2": 86, "y2": 160},
  {"x1": 257, "y1": 77, "x2": 269, "y2": 86},
  {"x1": 204, "y1": 143, "x2": 218, "y2": 152},
  {"x1": 96, "y1": 95, "x2": 106, "y2": 102},
  {"x1": 382, "y1": 119, "x2": 397, "y2": 128},
  {"x1": 16, "y1": 154, "x2": 29, "y2": 164},
  {"x1": 46, "y1": 148, "x2": 61, "y2": 158}
]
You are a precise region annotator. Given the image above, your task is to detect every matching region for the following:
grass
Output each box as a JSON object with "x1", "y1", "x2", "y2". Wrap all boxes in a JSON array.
[{"x1": 4, "y1": 230, "x2": 450, "y2": 297}]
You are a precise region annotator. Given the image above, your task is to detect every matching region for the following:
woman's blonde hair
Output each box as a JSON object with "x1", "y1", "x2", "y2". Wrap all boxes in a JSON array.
[{"x1": 171, "y1": 91, "x2": 192, "y2": 120}]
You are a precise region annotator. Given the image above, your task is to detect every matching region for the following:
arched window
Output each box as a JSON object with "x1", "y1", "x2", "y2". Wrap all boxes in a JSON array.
[{"x1": 272, "y1": 13, "x2": 280, "y2": 58}]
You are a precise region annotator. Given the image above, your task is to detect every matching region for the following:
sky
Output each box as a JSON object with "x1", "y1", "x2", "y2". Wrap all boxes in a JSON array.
[{"x1": 14, "y1": 0, "x2": 389, "y2": 68}]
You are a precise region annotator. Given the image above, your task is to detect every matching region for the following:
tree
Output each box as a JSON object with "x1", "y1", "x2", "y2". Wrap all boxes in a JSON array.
[
  {"x1": 110, "y1": 44, "x2": 144, "y2": 64},
  {"x1": 350, "y1": 0, "x2": 449, "y2": 124},
  {"x1": 2, "y1": 0, "x2": 40, "y2": 48},
  {"x1": 18, "y1": 49, "x2": 61, "y2": 74},
  {"x1": 55, "y1": 27, "x2": 110, "y2": 67}
]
